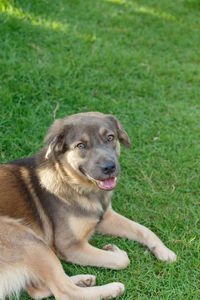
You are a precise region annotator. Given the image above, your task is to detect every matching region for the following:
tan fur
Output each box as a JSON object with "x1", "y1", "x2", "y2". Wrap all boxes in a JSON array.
[
  {"x1": 65, "y1": 241, "x2": 130, "y2": 270},
  {"x1": 68, "y1": 216, "x2": 97, "y2": 241},
  {"x1": 97, "y1": 209, "x2": 177, "y2": 262},
  {"x1": 37, "y1": 165, "x2": 103, "y2": 213},
  {"x1": 0, "y1": 217, "x2": 124, "y2": 300},
  {"x1": 0, "y1": 112, "x2": 176, "y2": 299},
  {"x1": 116, "y1": 140, "x2": 121, "y2": 156},
  {"x1": 20, "y1": 167, "x2": 53, "y2": 245}
]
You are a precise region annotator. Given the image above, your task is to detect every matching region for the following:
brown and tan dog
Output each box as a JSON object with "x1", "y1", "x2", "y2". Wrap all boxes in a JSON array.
[{"x1": 0, "y1": 112, "x2": 176, "y2": 300}]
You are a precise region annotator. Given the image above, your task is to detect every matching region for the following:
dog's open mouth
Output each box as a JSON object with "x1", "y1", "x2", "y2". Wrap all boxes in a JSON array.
[
  {"x1": 79, "y1": 168, "x2": 117, "y2": 191},
  {"x1": 95, "y1": 177, "x2": 117, "y2": 190}
]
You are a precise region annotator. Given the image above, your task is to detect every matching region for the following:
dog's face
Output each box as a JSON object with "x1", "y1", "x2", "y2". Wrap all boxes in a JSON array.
[{"x1": 44, "y1": 112, "x2": 131, "y2": 191}]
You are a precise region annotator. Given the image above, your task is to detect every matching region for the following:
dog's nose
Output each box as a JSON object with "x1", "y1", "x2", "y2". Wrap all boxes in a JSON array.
[{"x1": 102, "y1": 161, "x2": 116, "y2": 175}]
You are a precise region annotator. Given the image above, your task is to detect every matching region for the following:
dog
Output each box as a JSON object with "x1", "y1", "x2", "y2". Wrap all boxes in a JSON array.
[{"x1": 0, "y1": 112, "x2": 176, "y2": 300}]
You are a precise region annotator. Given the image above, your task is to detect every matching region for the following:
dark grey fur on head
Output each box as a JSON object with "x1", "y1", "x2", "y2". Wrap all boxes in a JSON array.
[{"x1": 44, "y1": 112, "x2": 132, "y2": 159}]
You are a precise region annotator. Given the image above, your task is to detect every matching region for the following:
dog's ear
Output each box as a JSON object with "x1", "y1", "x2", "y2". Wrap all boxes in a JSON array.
[
  {"x1": 44, "y1": 119, "x2": 68, "y2": 159},
  {"x1": 107, "y1": 115, "x2": 132, "y2": 148}
]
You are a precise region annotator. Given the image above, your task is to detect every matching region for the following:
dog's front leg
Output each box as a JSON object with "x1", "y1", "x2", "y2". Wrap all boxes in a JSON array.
[
  {"x1": 97, "y1": 209, "x2": 177, "y2": 262},
  {"x1": 66, "y1": 242, "x2": 130, "y2": 270}
]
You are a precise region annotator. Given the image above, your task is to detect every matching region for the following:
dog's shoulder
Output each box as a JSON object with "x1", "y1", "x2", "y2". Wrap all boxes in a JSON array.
[{"x1": 6, "y1": 155, "x2": 37, "y2": 168}]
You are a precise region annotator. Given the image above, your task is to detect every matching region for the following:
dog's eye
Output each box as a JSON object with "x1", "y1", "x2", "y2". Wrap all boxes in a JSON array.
[
  {"x1": 106, "y1": 135, "x2": 114, "y2": 142},
  {"x1": 76, "y1": 143, "x2": 86, "y2": 149}
]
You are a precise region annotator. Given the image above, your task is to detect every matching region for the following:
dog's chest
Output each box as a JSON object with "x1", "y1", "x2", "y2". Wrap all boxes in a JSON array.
[
  {"x1": 43, "y1": 189, "x2": 113, "y2": 248},
  {"x1": 66, "y1": 192, "x2": 112, "y2": 242},
  {"x1": 68, "y1": 215, "x2": 98, "y2": 241}
]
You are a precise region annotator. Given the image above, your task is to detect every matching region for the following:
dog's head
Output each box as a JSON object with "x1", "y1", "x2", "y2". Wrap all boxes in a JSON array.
[{"x1": 44, "y1": 112, "x2": 132, "y2": 191}]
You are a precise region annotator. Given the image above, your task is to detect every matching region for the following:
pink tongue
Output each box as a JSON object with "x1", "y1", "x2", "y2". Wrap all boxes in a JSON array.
[{"x1": 96, "y1": 177, "x2": 117, "y2": 190}]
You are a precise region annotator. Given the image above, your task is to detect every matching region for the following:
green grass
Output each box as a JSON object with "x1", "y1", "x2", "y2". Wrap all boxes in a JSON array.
[{"x1": 0, "y1": 0, "x2": 200, "y2": 299}]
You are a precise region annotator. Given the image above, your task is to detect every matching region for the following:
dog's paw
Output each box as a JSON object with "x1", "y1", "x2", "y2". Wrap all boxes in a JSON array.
[
  {"x1": 70, "y1": 274, "x2": 96, "y2": 287},
  {"x1": 102, "y1": 282, "x2": 125, "y2": 299},
  {"x1": 103, "y1": 244, "x2": 127, "y2": 256},
  {"x1": 151, "y1": 245, "x2": 177, "y2": 262},
  {"x1": 103, "y1": 244, "x2": 130, "y2": 269}
]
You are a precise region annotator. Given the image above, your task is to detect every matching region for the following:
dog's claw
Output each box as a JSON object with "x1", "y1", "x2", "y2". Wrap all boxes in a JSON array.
[{"x1": 151, "y1": 245, "x2": 177, "y2": 262}]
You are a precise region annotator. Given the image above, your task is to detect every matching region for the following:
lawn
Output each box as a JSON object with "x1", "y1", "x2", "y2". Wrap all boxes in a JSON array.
[{"x1": 0, "y1": 0, "x2": 200, "y2": 299}]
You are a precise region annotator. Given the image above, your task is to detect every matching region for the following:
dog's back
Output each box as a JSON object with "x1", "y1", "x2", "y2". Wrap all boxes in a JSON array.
[
  {"x1": 0, "y1": 160, "x2": 55, "y2": 246},
  {"x1": 0, "y1": 161, "x2": 37, "y2": 221}
]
